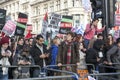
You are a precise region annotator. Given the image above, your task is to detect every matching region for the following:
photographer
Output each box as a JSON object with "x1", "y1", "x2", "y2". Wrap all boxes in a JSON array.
[{"x1": 12, "y1": 46, "x2": 34, "y2": 79}]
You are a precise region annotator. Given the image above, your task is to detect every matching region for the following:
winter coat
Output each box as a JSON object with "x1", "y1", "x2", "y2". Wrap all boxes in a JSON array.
[
  {"x1": 107, "y1": 45, "x2": 120, "y2": 65},
  {"x1": 0, "y1": 48, "x2": 11, "y2": 76},
  {"x1": 50, "y1": 45, "x2": 59, "y2": 66},
  {"x1": 30, "y1": 43, "x2": 50, "y2": 67},
  {"x1": 57, "y1": 41, "x2": 79, "y2": 64}
]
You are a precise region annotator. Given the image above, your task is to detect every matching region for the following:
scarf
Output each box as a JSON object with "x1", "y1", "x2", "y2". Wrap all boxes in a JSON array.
[{"x1": 66, "y1": 41, "x2": 72, "y2": 70}]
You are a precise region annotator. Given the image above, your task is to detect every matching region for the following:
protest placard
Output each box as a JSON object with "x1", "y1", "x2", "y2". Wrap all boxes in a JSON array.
[
  {"x1": 15, "y1": 12, "x2": 28, "y2": 36},
  {"x1": 2, "y1": 20, "x2": 16, "y2": 37}
]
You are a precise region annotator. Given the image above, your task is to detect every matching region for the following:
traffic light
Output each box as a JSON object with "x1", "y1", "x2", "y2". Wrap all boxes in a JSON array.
[
  {"x1": 113, "y1": 0, "x2": 117, "y2": 13},
  {"x1": 108, "y1": 0, "x2": 117, "y2": 28},
  {"x1": 90, "y1": 0, "x2": 104, "y2": 19}
]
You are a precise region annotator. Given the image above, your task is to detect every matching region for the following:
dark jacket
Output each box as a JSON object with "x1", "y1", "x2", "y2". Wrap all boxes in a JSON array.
[
  {"x1": 107, "y1": 45, "x2": 120, "y2": 64},
  {"x1": 30, "y1": 43, "x2": 50, "y2": 67}
]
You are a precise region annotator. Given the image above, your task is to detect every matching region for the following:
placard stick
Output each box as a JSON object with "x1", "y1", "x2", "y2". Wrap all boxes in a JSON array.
[{"x1": 12, "y1": 36, "x2": 19, "y2": 58}]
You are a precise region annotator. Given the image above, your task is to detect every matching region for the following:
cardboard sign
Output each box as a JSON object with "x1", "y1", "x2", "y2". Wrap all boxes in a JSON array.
[
  {"x1": 47, "y1": 13, "x2": 62, "y2": 39},
  {"x1": 77, "y1": 69, "x2": 88, "y2": 80},
  {"x1": 59, "y1": 15, "x2": 73, "y2": 34},
  {"x1": 49, "y1": 13, "x2": 62, "y2": 28},
  {"x1": 2, "y1": 20, "x2": 16, "y2": 37},
  {"x1": 0, "y1": 9, "x2": 6, "y2": 30},
  {"x1": 15, "y1": 12, "x2": 28, "y2": 36}
]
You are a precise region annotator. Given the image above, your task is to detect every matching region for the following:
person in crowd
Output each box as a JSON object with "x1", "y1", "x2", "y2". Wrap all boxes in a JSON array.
[
  {"x1": 73, "y1": 34, "x2": 87, "y2": 69},
  {"x1": 104, "y1": 34, "x2": 115, "y2": 59},
  {"x1": 15, "y1": 37, "x2": 24, "y2": 55},
  {"x1": 86, "y1": 39, "x2": 107, "y2": 73},
  {"x1": 28, "y1": 38, "x2": 34, "y2": 48},
  {"x1": 30, "y1": 34, "x2": 50, "y2": 77},
  {"x1": 88, "y1": 33, "x2": 103, "y2": 49},
  {"x1": 49, "y1": 36, "x2": 61, "y2": 76},
  {"x1": 107, "y1": 38, "x2": 120, "y2": 79},
  {"x1": 12, "y1": 46, "x2": 34, "y2": 79},
  {"x1": 84, "y1": 18, "x2": 105, "y2": 49},
  {"x1": 57, "y1": 32, "x2": 80, "y2": 73},
  {"x1": 24, "y1": 39, "x2": 29, "y2": 46},
  {"x1": 0, "y1": 36, "x2": 12, "y2": 80},
  {"x1": 78, "y1": 42, "x2": 87, "y2": 69},
  {"x1": 97, "y1": 33, "x2": 104, "y2": 40}
]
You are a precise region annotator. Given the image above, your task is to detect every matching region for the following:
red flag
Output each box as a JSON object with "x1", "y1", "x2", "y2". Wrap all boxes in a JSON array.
[
  {"x1": 43, "y1": 12, "x2": 48, "y2": 22},
  {"x1": 25, "y1": 30, "x2": 32, "y2": 39}
]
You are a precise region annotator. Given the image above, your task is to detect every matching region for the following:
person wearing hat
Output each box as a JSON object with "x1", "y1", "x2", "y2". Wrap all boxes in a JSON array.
[
  {"x1": 107, "y1": 38, "x2": 120, "y2": 79},
  {"x1": 0, "y1": 36, "x2": 12, "y2": 80}
]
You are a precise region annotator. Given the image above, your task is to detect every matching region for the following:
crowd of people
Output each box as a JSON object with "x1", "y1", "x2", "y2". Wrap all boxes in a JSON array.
[{"x1": 0, "y1": 18, "x2": 120, "y2": 80}]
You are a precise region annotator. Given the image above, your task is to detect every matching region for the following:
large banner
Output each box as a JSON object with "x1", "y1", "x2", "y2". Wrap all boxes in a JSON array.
[
  {"x1": 0, "y1": 9, "x2": 6, "y2": 30},
  {"x1": 15, "y1": 12, "x2": 28, "y2": 36}
]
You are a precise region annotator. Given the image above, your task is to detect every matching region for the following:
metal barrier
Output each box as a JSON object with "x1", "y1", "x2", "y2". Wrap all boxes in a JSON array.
[
  {"x1": 2, "y1": 63, "x2": 120, "y2": 80},
  {"x1": 0, "y1": 64, "x2": 79, "y2": 80},
  {"x1": 44, "y1": 64, "x2": 79, "y2": 80},
  {"x1": 80, "y1": 63, "x2": 120, "y2": 80},
  {"x1": 0, "y1": 65, "x2": 41, "y2": 80}
]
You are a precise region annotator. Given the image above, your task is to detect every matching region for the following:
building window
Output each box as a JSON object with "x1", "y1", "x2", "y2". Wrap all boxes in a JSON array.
[
  {"x1": 35, "y1": 7, "x2": 38, "y2": 15},
  {"x1": 64, "y1": 0, "x2": 68, "y2": 9},
  {"x1": 75, "y1": 0, "x2": 80, "y2": 7},
  {"x1": 72, "y1": 0, "x2": 74, "y2": 7},
  {"x1": 23, "y1": 4, "x2": 27, "y2": 13},
  {"x1": 38, "y1": 7, "x2": 40, "y2": 15},
  {"x1": 44, "y1": 4, "x2": 48, "y2": 13},
  {"x1": 35, "y1": 20, "x2": 38, "y2": 32},
  {"x1": 74, "y1": 14, "x2": 80, "y2": 26},
  {"x1": 56, "y1": 0, "x2": 60, "y2": 11},
  {"x1": 33, "y1": 6, "x2": 40, "y2": 16},
  {"x1": 50, "y1": 2, "x2": 54, "y2": 12}
]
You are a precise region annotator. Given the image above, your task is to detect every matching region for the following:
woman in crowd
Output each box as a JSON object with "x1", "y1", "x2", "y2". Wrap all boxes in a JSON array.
[
  {"x1": 0, "y1": 36, "x2": 12, "y2": 80},
  {"x1": 49, "y1": 36, "x2": 61, "y2": 76},
  {"x1": 12, "y1": 46, "x2": 34, "y2": 79},
  {"x1": 74, "y1": 34, "x2": 87, "y2": 69}
]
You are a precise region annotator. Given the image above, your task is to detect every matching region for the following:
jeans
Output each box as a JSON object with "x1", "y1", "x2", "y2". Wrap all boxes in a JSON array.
[
  {"x1": 0, "y1": 72, "x2": 8, "y2": 80},
  {"x1": 33, "y1": 68, "x2": 46, "y2": 78},
  {"x1": 84, "y1": 39, "x2": 90, "y2": 49}
]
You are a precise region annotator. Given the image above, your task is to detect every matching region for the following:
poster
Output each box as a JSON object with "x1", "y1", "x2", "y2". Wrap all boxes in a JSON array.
[
  {"x1": 2, "y1": 20, "x2": 16, "y2": 37},
  {"x1": 47, "y1": 13, "x2": 62, "y2": 39},
  {"x1": 59, "y1": 15, "x2": 73, "y2": 34},
  {"x1": 15, "y1": 12, "x2": 28, "y2": 36}
]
